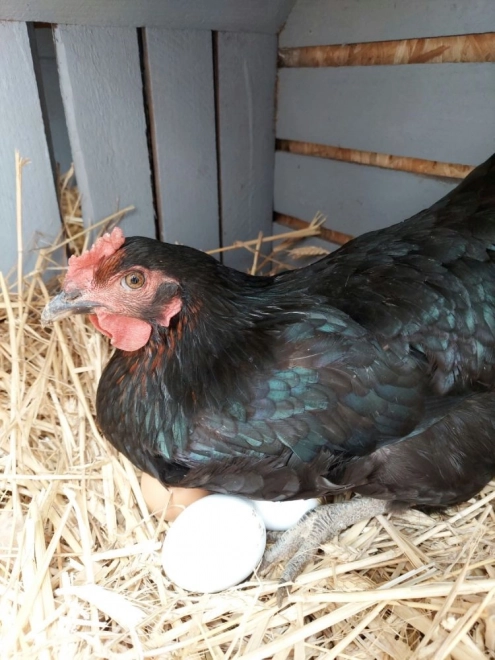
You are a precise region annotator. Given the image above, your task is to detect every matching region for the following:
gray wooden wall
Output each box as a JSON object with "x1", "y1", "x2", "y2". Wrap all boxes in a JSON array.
[
  {"x1": 3, "y1": 0, "x2": 495, "y2": 278},
  {"x1": 0, "y1": 0, "x2": 295, "y2": 276},
  {"x1": 0, "y1": 23, "x2": 61, "y2": 277},
  {"x1": 35, "y1": 29, "x2": 73, "y2": 175},
  {"x1": 275, "y1": 0, "x2": 495, "y2": 240}
]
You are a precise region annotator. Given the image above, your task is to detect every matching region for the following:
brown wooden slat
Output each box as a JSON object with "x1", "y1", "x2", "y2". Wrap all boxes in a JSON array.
[
  {"x1": 274, "y1": 213, "x2": 352, "y2": 246},
  {"x1": 279, "y1": 32, "x2": 495, "y2": 68},
  {"x1": 276, "y1": 140, "x2": 474, "y2": 180}
]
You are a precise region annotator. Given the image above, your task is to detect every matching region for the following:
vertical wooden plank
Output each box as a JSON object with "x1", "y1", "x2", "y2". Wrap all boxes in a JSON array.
[
  {"x1": 0, "y1": 21, "x2": 61, "y2": 276},
  {"x1": 35, "y1": 27, "x2": 73, "y2": 174},
  {"x1": 216, "y1": 32, "x2": 277, "y2": 271},
  {"x1": 54, "y1": 26, "x2": 156, "y2": 238},
  {"x1": 144, "y1": 29, "x2": 219, "y2": 251}
]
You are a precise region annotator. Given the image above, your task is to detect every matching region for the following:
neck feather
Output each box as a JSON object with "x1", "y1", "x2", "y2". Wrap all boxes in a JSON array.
[{"x1": 160, "y1": 269, "x2": 311, "y2": 411}]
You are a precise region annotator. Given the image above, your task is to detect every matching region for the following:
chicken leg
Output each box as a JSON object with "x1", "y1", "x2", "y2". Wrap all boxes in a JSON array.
[{"x1": 260, "y1": 497, "x2": 391, "y2": 605}]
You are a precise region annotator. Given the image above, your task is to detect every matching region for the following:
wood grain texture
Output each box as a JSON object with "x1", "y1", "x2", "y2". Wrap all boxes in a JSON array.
[
  {"x1": 0, "y1": 22, "x2": 61, "y2": 275},
  {"x1": 280, "y1": 0, "x2": 495, "y2": 47},
  {"x1": 277, "y1": 64, "x2": 495, "y2": 165},
  {"x1": 54, "y1": 26, "x2": 155, "y2": 238},
  {"x1": 277, "y1": 140, "x2": 474, "y2": 180},
  {"x1": 1, "y1": 0, "x2": 295, "y2": 33},
  {"x1": 279, "y1": 33, "x2": 495, "y2": 68},
  {"x1": 144, "y1": 29, "x2": 219, "y2": 252},
  {"x1": 216, "y1": 32, "x2": 277, "y2": 271},
  {"x1": 273, "y1": 152, "x2": 457, "y2": 238}
]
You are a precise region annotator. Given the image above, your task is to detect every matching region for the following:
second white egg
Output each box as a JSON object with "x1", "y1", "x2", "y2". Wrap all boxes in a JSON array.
[{"x1": 252, "y1": 498, "x2": 320, "y2": 531}]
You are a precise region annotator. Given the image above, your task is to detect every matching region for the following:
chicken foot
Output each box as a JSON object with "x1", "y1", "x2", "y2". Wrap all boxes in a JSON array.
[{"x1": 260, "y1": 497, "x2": 391, "y2": 605}]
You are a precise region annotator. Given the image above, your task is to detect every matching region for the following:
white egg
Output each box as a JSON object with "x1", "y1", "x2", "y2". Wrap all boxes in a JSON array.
[
  {"x1": 162, "y1": 494, "x2": 266, "y2": 593},
  {"x1": 252, "y1": 498, "x2": 320, "y2": 531}
]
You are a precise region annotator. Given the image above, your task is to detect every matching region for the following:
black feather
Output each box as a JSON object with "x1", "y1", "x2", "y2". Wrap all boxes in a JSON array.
[{"x1": 96, "y1": 153, "x2": 495, "y2": 504}]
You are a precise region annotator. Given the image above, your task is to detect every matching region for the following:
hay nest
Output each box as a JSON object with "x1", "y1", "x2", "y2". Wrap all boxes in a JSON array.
[{"x1": 2, "y1": 173, "x2": 495, "y2": 660}]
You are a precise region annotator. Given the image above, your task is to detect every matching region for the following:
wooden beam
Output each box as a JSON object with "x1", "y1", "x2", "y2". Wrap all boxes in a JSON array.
[
  {"x1": 0, "y1": 22, "x2": 61, "y2": 275},
  {"x1": 216, "y1": 32, "x2": 278, "y2": 271},
  {"x1": 143, "y1": 29, "x2": 219, "y2": 252},
  {"x1": 274, "y1": 213, "x2": 352, "y2": 246},
  {"x1": 35, "y1": 28, "x2": 73, "y2": 173},
  {"x1": 276, "y1": 64, "x2": 495, "y2": 165},
  {"x1": 279, "y1": 32, "x2": 495, "y2": 68},
  {"x1": 0, "y1": 0, "x2": 296, "y2": 34},
  {"x1": 276, "y1": 140, "x2": 474, "y2": 180},
  {"x1": 280, "y1": 0, "x2": 495, "y2": 47},
  {"x1": 274, "y1": 151, "x2": 458, "y2": 239},
  {"x1": 54, "y1": 26, "x2": 156, "y2": 238}
]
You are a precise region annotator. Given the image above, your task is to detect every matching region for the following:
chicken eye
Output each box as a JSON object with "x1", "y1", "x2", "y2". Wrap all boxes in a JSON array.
[{"x1": 122, "y1": 272, "x2": 145, "y2": 290}]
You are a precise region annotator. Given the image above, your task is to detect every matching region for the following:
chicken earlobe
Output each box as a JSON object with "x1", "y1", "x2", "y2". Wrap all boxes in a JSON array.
[{"x1": 155, "y1": 297, "x2": 182, "y2": 328}]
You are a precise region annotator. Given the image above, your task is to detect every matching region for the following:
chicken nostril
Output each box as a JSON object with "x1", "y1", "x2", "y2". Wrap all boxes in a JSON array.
[{"x1": 65, "y1": 289, "x2": 82, "y2": 301}]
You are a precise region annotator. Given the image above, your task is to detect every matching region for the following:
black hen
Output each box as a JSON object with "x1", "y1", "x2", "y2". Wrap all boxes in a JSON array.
[{"x1": 43, "y1": 153, "x2": 495, "y2": 595}]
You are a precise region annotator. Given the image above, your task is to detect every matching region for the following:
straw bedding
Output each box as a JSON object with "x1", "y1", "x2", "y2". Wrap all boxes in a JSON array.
[{"x1": 2, "y1": 169, "x2": 495, "y2": 659}]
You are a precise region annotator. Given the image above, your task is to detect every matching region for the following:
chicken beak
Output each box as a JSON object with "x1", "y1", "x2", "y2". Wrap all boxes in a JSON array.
[{"x1": 41, "y1": 291, "x2": 98, "y2": 326}]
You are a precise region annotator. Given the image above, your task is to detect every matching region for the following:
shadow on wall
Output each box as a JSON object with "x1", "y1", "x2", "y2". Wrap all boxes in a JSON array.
[{"x1": 35, "y1": 26, "x2": 74, "y2": 177}]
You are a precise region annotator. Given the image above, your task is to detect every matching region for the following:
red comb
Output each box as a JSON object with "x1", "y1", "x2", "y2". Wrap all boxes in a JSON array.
[{"x1": 65, "y1": 227, "x2": 126, "y2": 290}]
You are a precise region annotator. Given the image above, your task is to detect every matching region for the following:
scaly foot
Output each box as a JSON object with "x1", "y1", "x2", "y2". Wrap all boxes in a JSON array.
[{"x1": 260, "y1": 497, "x2": 390, "y2": 605}]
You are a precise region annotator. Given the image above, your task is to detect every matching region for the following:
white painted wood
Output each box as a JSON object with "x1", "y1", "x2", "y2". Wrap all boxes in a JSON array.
[
  {"x1": 216, "y1": 32, "x2": 278, "y2": 271},
  {"x1": 1, "y1": 0, "x2": 295, "y2": 34},
  {"x1": 0, "y1": 22, "x2": 61, "y2": 276},
  {"x1": 274, "y1": 152, "x2": 457, "y2": 238},
  {"x1": 280, "y1": 0, "x2": 495, "y2": 47},
  {"x1": 35, "y1": 28, "x2": 73, "y2": 173},
  {"x1": 144, "y1": 29, "x2": 219, "y2": 252},
  {"x1": 54, "y1": 26, "x2": 156, "y2": 238},
  {"x1": 277, "y1": 64, "x2": 495, "y2": 165}
]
